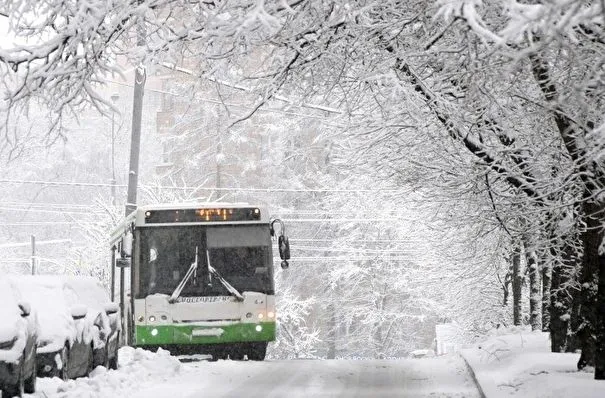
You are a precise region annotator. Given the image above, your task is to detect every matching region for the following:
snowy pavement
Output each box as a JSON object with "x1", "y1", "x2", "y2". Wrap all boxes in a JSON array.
[
  {"x1": 460, "y1": 327, "x2": 605, "y2": 398},
  {"x1": 20, "y1": 328, "x2": 605, "y2": 398},
  {"x1": 24, "y1": 347, "x2": 480, "y2": 397}
]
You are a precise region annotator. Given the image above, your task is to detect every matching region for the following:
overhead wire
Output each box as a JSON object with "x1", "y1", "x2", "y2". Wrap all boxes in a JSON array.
[
  {"x1": 0, "y1": 204, "x2": 418, "y2": 219},
  {"x1": 0, "y1": 179, "x2": 408, "y2": 193},
  {"x1": 272, "y1": 257, "x2": 417, "y2": 262},
  {"x1": 0, "y1": 239, "x2": 72, "y2": 248},
  {"x1": 0, "y1": 201, "x2": 91, "y2": 209},
  {"x1": 0, "y1": 206, "x2": 103, "y2": 216}
]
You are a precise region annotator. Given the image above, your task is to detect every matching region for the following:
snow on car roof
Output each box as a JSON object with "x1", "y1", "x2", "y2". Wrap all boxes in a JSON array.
[
  {"x1": 62, "y1": 275, "x2": 111, "y2": 309},
  {"x1": 10, "y1": 275, "x2": 76, "y2": 342}
]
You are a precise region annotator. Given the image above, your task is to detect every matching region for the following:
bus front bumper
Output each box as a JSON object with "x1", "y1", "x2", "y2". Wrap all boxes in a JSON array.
[{"x1": 135, "y1": 322, "x2": 276, "y2": 346}]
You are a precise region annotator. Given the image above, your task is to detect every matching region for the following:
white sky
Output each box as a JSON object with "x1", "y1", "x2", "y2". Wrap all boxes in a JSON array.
[
  {"x1": 0, "y1": 17, "x2": 13, "y2": 49},
  {"x1": 0, "y1": 14, "x2": 40, "y2": 50}
]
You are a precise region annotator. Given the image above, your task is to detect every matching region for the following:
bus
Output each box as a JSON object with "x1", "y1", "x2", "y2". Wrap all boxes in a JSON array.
[{"x1": 109, "y1": 203, "x2": 290, "y2": 361}]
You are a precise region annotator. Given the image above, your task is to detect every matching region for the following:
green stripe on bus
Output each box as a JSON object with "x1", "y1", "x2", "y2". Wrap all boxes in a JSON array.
[{"x1": 135, "y1": 322, "x2": 276, "y2": 345}]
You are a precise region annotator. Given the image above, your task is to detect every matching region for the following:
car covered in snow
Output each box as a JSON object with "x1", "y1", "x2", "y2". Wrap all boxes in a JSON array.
[
  {"x1": 409, "y1": 349, "x2": 436, "y2": 359},
  {"x1": 0, "y1": 278, "x2": 37, "y2": 397},
  {"x1": 62, "y1": 276, "x2": 120, "y2": 370},
  {"x1": 10, "y1": 275, "x2": 95, "y2": 380}
]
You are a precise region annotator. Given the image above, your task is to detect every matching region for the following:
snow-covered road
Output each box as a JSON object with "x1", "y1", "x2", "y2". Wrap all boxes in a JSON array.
[{"x1": 27, "y1": 348, "x2": 480, "y2": 398}]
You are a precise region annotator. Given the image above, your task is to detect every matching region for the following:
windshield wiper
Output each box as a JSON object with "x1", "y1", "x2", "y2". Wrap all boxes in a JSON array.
[
  {"x1": 169, "y1": 246, "x2": 199, "y2": 303},
  {"x1": 206, "y1": 248, "x2": 244, "y2": 301}
]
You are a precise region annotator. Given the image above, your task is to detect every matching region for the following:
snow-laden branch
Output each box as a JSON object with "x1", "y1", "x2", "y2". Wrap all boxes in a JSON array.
[{"x1": 395, "y1": 61, "x2": 546, "y2": 206}]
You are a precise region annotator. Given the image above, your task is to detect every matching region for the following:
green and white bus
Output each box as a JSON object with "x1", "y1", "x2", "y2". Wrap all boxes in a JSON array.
[{"x1": 109, "y1": 203, "x2": 290, "y2": 361}]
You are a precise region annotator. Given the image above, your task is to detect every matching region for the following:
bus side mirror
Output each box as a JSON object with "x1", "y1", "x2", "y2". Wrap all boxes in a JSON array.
[
  {"x1": 278, "y1": 235, "x2": 290, "y2": 260},
  {"x1": 278, "y1": 234, "x2": 290, "y2": 266},
  {"x1": 271, "y1": 218, "x2": 290, "y2": 269},
  {"x1": 121, "y1": 231, "x2": 133, "y2": 258}
]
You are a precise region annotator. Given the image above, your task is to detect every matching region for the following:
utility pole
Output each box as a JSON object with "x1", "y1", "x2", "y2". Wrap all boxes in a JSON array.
[
  {"x1": 124, "y1": 5, "x2": 147, "y2": 217},
  {"x1": 216, "y1": 139, "x2": 222, "y2": 198},
  {"x1": 125, "y1": 64, "x2": 145, "y2": 216},
  {"x1": 30, "y1": 235, "x2": 36, "y2": 275},
  {"x1": 121, "y1": 16, "x2": 146, "y2": 346},
  {"x1": 111, "y1": 93, "x2": 119, "y2": 206}
]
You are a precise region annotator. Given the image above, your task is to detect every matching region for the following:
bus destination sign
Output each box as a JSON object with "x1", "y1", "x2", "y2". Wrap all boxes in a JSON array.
[{"x1": 144, "y1": 207, "x2": 261, "y2": 223}]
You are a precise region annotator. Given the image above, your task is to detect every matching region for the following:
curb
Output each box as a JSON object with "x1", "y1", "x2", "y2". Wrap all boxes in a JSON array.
[{"x1": 459, "y1": 352, "x2": 487, "y2": 398}]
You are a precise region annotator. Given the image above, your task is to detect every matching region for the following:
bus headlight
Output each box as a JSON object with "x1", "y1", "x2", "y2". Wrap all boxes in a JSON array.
[
  {"x1": 267, "y1": 311, "x2": 275, "y2": 319},
  {"x1": 149, "y1": 315, "x2": 156, "y2": 322},
  {"x1": 246, "y1": 312, "x2": 253, "y2": 318},
  {"x1": 258, "y1": 313, "x2": 264, "y2": 320},
  {"x1": 255, "y1": 325, "x2": 263, "y2": 332},
  {"x1": 151, "y1": 328, "x2": 159, "y2": 336}
]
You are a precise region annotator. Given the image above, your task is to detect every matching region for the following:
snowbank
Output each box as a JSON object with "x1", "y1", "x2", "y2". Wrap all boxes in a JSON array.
[
  {"x1": 460, "y1": 327, "x2": 605, "y2": 397},
  {"x1": 31, "y1": 347, "x2": 182, "y2": 398}
]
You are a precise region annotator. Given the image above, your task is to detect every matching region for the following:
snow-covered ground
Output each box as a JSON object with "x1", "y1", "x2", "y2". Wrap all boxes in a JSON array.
[
  {"x1": 21, "y1": 327, "x2": 605, "y2": 398},
  {"x1": 460, "y1": 327, "x2": 605, "y2": 397},
  {"x1": 29, "y1": 348, "x2": 181, "y2": 398},
  {"x1": 25, "y1": 347, "x2": 479, "y2": 397}
]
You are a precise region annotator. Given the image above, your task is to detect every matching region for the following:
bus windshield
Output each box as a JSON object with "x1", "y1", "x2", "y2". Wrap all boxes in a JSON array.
[{"x1": 136, "y1": 225, "x2": 274, "y2": 299}]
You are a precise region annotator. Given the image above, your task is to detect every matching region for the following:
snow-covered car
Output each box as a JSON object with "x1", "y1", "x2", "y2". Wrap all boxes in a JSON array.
[
  {"x1": 0, "y1": 278, "x2": 37, "y2": 397},
  {"x1": 62, "y1": 276, "x2": 120, "y2": 370},
  {"x1": 10, "y1": 276, "x2": 95, "y2": 380},
  {"x1": 409, "y1": 349, "x2": 435, "y2": 359}
]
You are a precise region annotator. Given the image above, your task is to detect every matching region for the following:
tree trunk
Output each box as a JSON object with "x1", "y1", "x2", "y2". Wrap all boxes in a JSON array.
[
  {"x1": 595, "y1": 243, "x2": 605, "y2": 379},
  {"x1": 374, "y1": 294, "x2": 387, "y2": 359},
  {"x1": 584, "y1": 201, "x2": 605, "y2": 378},
  {"x1": 549, "y1": 240, "x2": 576, "y2": 353},
  {"x1": 567, "y1": 287, "x2": 582, "y2": 353},
  {"x1": 542, "y1": 259, "x2": 552, "y2": 332},
  {"x1": 326, "y1": 303, "x2": 337, "y2": 359},
  {"x1": 576, "y1": 200, "x2": 602, "y2": 370},
  {"x1": 549, "y1": 260, "x2": 568, "y2": 352},
  {"x1": 529, "y1": 51, "x2": 605, "y2": 378},
  {"x1": 512, "y1": 244, "x2": 523, "y2": 326},
  {"x1": 526, "y1": 247, "x2": 542, "y2": 331}
]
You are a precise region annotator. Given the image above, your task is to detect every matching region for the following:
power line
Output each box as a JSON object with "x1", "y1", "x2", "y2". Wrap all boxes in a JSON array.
[
  {"x1": 282, "y1": 218, "x2": 415, "y2": 222},
  {"x1": 288, "y1": 239, "x2": 421, "y2": 243},
  {"x1": 0, "y1": 207, "x2": 421, "y2": 221},
  {"x1": 0, "y1": 179, "x2": 124, "y2": 188},
  {"x1": 1, "y1": 218, "x2": 419, "y2": 227},
  {"x1": 0, "y1": 202, "x2": 417, "y2": 216},
  {"x1": 0, "y1": 179, "x2": 407, "y2": 193},
  {"x1": 291, "y1": 246, "x2": 422, "y2": 254},
  {"x1": 273, "y1": 257, "x2": 416, "y2": 262},
  {"x1": 0, "y1": 222, "x2": 79, "y2": 226},
  {"x1": 276, "y1": 210, "x2": 414, "y2": 215},
  {"x1": 0, "y1": 239, "x2": 72, "y2": 248},
  {"x1": 0, "y1": 257, "x2": 71, "y2": 264},
  {"x1": 0, "y1": 207, "x2": 102, "y2": 216},
  {"x1": 0, "y1": 201, "x2": 91, "y2": 209}
]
